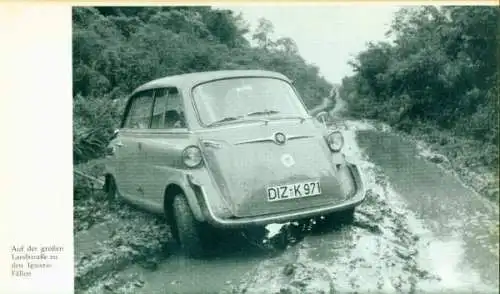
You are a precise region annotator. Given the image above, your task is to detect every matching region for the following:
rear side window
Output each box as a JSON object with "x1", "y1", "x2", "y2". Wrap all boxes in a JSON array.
[
  {"x1": 149, "y1": 87, "x2": 186, "y2": 129},
  {"x1": 124, "y1": 90, "x2": 154, "y2": 129}
]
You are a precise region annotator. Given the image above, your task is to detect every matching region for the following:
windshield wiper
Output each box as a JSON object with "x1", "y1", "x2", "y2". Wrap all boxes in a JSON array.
[
  {"x1": 246, "y1": 109, "x2": 280, "y2": 116},
  {"x1": 207, "y1": 116, "x2": 244, "y2": 126},
  {"x1": 208, "y1": 110, "x2": 283, "y2": 127}
]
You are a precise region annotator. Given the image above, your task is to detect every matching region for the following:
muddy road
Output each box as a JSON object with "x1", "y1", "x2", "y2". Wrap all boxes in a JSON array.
[{"x1": 80, "y1": 119, "x2": 499, "y2": 294}]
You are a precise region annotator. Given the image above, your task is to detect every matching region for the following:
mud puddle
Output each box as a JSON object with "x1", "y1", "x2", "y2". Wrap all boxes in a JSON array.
[{"x1": 355, "y1": 128, "x2": 500, "y2": 290}]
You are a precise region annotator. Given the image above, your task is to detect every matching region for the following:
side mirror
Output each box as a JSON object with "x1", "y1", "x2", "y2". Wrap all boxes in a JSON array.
[{"x1": 315, "y1": 111, "x2": 329, "y2": 126}]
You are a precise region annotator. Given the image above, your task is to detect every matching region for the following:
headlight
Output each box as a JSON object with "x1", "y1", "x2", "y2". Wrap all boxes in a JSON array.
[
  {"x1": 326, "y1": 131, "x2": 344, "y2": 152},
  {"x1": 182, "y1": 146, "x2": 203, "y2": 168}
]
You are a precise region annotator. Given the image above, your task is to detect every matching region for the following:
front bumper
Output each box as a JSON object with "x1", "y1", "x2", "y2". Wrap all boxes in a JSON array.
[{"x1": 197, "y1": 163, "x2": 366, "y2": 229}]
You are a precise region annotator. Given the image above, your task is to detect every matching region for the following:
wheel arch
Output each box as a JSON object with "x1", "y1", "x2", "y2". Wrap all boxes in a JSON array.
[{"x1": 163, "y1": 181, "x2": 205, "y2": 230}]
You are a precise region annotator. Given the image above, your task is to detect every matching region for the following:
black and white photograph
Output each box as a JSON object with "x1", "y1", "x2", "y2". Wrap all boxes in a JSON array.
[{"x1": 71, "y1": 4, "x2": 499, "y2": 293}]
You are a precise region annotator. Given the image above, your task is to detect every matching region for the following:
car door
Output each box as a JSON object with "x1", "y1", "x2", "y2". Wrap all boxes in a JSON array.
[
  {"x1": 139, "y1": 87, "x2": 190, "y2": 207},
  {"x1": 115, "y1": 89, "x2": 155, "y2": 201},
  {"x1": 137, "y1": 87, "x2": 169, "y2": 207}
]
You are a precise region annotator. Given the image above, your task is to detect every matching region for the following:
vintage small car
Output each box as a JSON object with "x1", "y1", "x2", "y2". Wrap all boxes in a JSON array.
[{"x1": 104, "y1": 70, "x2": 365, "y2": 257}]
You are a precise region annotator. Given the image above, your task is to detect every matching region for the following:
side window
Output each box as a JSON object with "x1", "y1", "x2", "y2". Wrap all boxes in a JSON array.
[
  {"x1": 124, "y1": 90, "x2": 154, "y2": 129},
  {"x1": 164, "y1": 88, "x2": 187, "y2": 129},
  {"x1": 151, "y1": 89, "x2": 167, "y2": 129}
]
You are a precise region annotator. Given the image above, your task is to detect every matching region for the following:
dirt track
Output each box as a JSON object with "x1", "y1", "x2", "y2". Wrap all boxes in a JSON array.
[{"x1": 75, "y1": 116, "x2": 499, "y2": 294}]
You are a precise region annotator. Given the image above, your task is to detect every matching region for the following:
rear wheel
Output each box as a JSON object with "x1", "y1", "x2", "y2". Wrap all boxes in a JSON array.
[
  {"x1": 172, "y1": 194, "x2": 207, "y2": 257},
  {"x1": 104, "y1": 175, "x2": 118, "y2": 201}
]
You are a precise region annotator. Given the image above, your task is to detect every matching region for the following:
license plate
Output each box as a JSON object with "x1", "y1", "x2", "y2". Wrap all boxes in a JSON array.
[{"x1": 267, "y1": 180, "x2": 321, "y2": 202}]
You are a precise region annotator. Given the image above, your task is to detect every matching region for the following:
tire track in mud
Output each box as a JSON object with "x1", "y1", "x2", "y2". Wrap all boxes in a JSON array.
[{"x1": 232, "y1": 120, "x2": 495, "y2": 294}]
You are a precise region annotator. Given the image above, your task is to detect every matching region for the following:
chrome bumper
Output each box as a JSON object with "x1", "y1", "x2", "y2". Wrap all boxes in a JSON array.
[{"x1": 198, "y1": 163, "x2": 366, "y2": 229}]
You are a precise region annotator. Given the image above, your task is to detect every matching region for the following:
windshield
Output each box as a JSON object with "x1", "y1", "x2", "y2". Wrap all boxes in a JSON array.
[{"x1": 192, "y1": 77, "x2": 308, "y2": 126}]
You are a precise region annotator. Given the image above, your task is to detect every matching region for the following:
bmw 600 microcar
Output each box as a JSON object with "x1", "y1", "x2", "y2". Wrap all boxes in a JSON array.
[{"x1": 104, "y1": 70, "x2": 365, "y2": 257}]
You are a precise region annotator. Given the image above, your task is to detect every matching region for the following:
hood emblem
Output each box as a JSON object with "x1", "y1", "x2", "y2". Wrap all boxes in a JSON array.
[
  {"x1": 281, "y1": 154, "x2": 295, "y2": 167},
  {"x1": 274, "y1": 132, "x2": 287, "y2": 145}
]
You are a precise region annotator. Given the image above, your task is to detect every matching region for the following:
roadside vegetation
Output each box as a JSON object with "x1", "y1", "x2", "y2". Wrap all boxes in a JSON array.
[
  {"x1": 73, "y1": 6, "x2": 332, "y2": 165},
  {"x1": 340, "y1": 6, "x2": 499, "y2": 202}
]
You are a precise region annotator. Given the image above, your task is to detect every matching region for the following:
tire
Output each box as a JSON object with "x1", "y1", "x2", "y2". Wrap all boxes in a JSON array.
[
  {"x1": 172, "y1": 194, "x2": 206, "y2": 258},
  {"x1": 105, "y1": 176, "x2": 118, "y2": 201}
]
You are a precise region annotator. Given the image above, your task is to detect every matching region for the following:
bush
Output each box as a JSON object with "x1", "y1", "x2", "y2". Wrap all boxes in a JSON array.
[{"x1": 73, "y1": 94, "x2": 125, "y2": 164}]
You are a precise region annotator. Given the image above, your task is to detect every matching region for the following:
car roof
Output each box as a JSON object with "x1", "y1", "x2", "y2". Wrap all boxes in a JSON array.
[{"x1": 131, "y1": 70, "x2": 291, "y2": 95}]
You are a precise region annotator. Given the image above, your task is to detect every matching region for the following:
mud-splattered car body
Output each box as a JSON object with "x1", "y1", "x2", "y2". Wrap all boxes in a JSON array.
[{"x1": 104, "y1": 70, "x2": 365, "y2": 256}]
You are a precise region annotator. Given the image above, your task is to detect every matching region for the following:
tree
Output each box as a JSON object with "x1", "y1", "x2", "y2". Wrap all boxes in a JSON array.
[
  {"x1": 252, "y1": 18, "x2": 275, "y2": 50},
  {"x1": 275, "y1": 37, "x2": 299, "y2": 55}
]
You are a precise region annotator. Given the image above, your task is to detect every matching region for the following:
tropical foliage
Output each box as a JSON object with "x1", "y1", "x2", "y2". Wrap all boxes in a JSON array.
[{"x1": 340, "y1": 6, "x2": 499, "y2": 167}]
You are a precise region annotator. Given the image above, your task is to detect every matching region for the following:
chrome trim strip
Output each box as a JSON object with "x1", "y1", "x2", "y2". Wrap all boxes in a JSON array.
[
  {"x1": 235, "y1": 138, "x2": 274, "y2": 145},
  {"x1": 234, "y1": 134, "x2": 314, "y2": 145},
  {"x1": 202, "y1": 140, "x2": 223, "y2": 149},
  {"x1": 120, "y1": 128, "x2": 193, "y2": 135},
  {"x1": 200, "y1": 164, "x2": 366, "y2": 228}
]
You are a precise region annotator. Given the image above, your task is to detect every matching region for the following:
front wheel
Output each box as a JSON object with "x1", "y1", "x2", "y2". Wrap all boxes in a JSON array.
[{"x1": 172, "y1": 194, "x2": 207, "y2": 258}]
